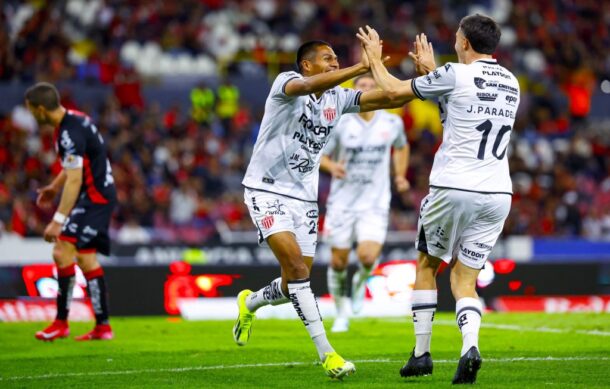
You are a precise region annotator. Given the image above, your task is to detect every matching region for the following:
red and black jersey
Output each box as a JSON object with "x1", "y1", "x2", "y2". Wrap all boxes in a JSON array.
[{"x1": 55, "y1": 110, "x2": 117, "y2": 205}]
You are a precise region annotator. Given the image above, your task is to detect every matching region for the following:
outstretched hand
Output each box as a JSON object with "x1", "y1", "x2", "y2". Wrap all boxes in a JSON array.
[
  {"x1": 357, "y1": 26, "x2": 390, "y2": 68},
  {"x1": 408, "y1": 33, "x2": 437, "y2": 76}
]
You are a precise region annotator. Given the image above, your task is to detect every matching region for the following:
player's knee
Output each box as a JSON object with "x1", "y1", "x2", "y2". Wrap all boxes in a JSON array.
[
  {"x1": 330, "y1": 259, "x2": 347, "y2": 271},
  {"x1": 358, "y1": 253, "x2": 376, "y2": 268},
  {"x1": 52, "y1": 245, "x2": 68, "y2": 262}
]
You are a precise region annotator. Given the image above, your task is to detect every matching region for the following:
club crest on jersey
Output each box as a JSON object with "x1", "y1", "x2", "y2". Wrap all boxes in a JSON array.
[
  {"x1": 261, "y1": 215, "x2": 274, "y2": 229},
  {"x1": 323, "y1": 105, "x2": 336, "y2": 122}
]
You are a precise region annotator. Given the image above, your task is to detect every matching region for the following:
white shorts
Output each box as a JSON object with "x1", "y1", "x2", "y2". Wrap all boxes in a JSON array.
[
  {"x1": 244, "y1": 188, "x2": 319, "y2": 257},
  {"x1": 323, "y1": 207, "x2": 389, "y2": 249},
  {"x1": 415, "y1": 187, "x2": 511, "y2": 269}
]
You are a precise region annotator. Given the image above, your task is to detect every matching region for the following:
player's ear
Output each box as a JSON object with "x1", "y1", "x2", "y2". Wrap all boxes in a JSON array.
[
  {"x1": 301, "y1": 59, "x2": 312, "y2": 73},
  {"x1": 462, "y1": 37, "x2": 470, "y2": 52}
]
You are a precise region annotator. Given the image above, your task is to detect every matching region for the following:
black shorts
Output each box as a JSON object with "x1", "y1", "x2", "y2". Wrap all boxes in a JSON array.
[{"x1": 58, "y1": 201, "x2": 115, "y2": 256}]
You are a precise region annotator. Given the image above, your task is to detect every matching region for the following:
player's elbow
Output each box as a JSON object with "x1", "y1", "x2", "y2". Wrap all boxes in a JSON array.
[{"x1": 385, "y1": 89, "x2": 410, "y2": 107}]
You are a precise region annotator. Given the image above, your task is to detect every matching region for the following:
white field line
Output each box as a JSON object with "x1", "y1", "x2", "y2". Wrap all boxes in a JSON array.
[
  {"x1": 433, "y1": 320, "x2": 610, "y2": 336},
  {"x1": 1, "y1": 356, "x2": 609, "y2": 382}
]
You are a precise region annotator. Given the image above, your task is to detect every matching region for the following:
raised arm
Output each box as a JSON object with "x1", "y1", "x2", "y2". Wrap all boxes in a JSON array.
[
  {"x1": 356, "y1": 26, "x2": 416, "y2": 101},
  {"x1": 284, "y1": 63, "x2": 368, "y2": 97}
]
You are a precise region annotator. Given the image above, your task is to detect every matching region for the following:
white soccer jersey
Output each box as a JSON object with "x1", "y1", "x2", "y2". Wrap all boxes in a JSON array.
[
  {"x1": 411, "y1": 59, "x2": 520, "y2": 194},
  {"x1": 324, "y1": 110, "x2": 407, "y2": 211},
  {"x1": 242, "y1": 71, "x2": 362, "y2": 201}
]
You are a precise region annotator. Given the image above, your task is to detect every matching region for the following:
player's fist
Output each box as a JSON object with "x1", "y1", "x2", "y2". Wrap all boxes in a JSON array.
[
  {"x1": 43, "y1": 221, "x2": 62, "y2": 243},
  {"x1": 394, "y1": 175, "x2": 410, "y2": 192},
  {"x1": 36, "y1": 185, "x2": 58, "y2": 209},
  {"x1": 331, "y1": 161, "x2": 347, "y2": 179}
]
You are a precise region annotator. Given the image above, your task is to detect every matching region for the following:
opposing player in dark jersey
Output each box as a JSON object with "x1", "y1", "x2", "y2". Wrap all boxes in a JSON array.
[{"x1": 25, "y1": 82, "x2": 117, "y2": 341}]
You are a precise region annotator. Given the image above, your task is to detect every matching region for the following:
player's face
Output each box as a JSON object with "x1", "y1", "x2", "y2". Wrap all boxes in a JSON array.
[
  {"x1": 353, "y1": 76, "x2": 376, "y2": 92},
  {"x1": 454, "y1": 28, "x2": 467, "y2": 63},
  {"x1": 306, "y1": 46, "x2": 339, "y2": 75},
  {"x1": 25, "y1": 100, "x2": 49, "y2": 125}
]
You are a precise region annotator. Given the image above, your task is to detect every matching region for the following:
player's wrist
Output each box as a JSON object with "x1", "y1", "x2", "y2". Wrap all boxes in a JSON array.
[{"x1": 53, "y1": 212, "x2": 67, "y2": 225}]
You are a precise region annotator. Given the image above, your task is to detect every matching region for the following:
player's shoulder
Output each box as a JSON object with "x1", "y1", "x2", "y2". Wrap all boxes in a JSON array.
[
  {"x1": 275, "y1": 70, "x2": 302, "y2": 83},
  {"x1": 62, "y1": 110, "x2": 90, "y2": 131}
]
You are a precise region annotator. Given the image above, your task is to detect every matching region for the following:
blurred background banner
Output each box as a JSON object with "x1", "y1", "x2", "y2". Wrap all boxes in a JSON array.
[{"x1": 0, "y1": 0, "x2": 609, "y2": 319}]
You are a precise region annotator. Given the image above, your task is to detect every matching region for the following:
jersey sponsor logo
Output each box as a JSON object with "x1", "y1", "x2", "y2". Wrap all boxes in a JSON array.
[
  {"x1": 474, "y1": 242, "x2": 493, "y2": 250},
  {"x1": 498, "y1": 83, "x2": 519, "y2": 95},
  {"x1": 466, "y1": 105, "x2": 515, "y2": 118},
  {"x1": 474, "y1": 77, "x2": 486, "y2": 89},
  {"x1": 476, "y1": 92, "x2": 498, "y2": 102},
  {"x1": 265, "y1": 199, "x2": 286, "y2": 215},
  {"x1": 262, "y1": 177, "x2": 275, "y2": 185},
  {"x1": 83, "y1": 226, "x2": 98, "y2": 236},
  {"x1": 298, "y1": 113, "x2": 333, "y2": 136},
  {"x1": 292, "y1": 131, "x2": 325, "y2": 153},
  {"x1": 505, "y1": 95, "x2": 518, "y2": 105},
  {"x1": 306, "y1": 210, "x2": 318, "y2": 218},
  {"x1": 261, "y1": 215, "x2": 274, "y2": 229},
  {"x1": 71, "y1": 207, "x2": 85, "y2": 215},
  {"x1": 459, "y1": 244, "x2": 485, "y2": 260},
  {"x1": 482, "y1": 70, "x2": 511, "y2": 79},
  {"x1": 323, "y1": 106, "x2": 336, "y2": 122}
]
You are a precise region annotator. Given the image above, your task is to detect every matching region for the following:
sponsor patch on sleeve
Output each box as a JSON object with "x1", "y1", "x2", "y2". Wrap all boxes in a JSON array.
[{"x1": 62, "y1": 154, "x2": 83, "y2": 169}]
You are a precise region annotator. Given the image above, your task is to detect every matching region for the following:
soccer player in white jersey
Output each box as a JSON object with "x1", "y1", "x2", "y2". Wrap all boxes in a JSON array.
[
  {"x1": 320, "y1": 73, "x2": 410, "y2": 333},
  {"x1": 358, "y1": 14, "x2": 520, "y2": 384},
  {"x1": 234, "y1": 40, "x2": 412, "y2": 379}
]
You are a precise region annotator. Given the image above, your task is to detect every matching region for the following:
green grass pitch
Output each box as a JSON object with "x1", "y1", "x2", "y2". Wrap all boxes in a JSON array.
[{"x1": 1, "y1": 313, "x2": 609, "y2": 388}]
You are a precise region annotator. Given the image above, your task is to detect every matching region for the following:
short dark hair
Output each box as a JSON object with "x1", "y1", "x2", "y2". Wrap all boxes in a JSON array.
[
  {"x1": 24, "y1": 82, "x2": 60, "y2": 110},
  {"x1": 295, "y1": 40, "x2": 331, "y2": 73},
  {"x1": 459, "y1": 14, "x2": 501, "y2": 55}
]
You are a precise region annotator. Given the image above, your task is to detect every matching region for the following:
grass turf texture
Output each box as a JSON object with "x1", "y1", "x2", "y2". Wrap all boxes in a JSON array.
[{"x1": 1, "y1": 313, "x2": 609, "y2": 388}]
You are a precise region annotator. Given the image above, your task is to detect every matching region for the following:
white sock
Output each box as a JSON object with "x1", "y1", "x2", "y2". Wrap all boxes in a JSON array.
[
  {"x1": 411, "y1": 289, "x2": 437, "y2": 357},
  {"x1": 245, "y1": 277, "x2": 289, "y2": 312},
  {"x1": 455, "y1": 297, "x2": 482, "y2": 356},
  {"x1": 288, "y1": 278, "x2": 334, "y2": 361},
  {"x1": 351, "y1": 262, "x2": 374, "y2": 295},
  {"x1": 327, "y1": 267, "x2": 347, "y2": 315}
]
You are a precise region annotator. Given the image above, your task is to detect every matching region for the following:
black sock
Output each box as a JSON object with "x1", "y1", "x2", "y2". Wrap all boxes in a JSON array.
[
  {"x1": 85, "y1": 267, "x2": 110, "y2": 325},
  {"x1": 56, "y1": 265, "x2": 76, "y2": 321}
]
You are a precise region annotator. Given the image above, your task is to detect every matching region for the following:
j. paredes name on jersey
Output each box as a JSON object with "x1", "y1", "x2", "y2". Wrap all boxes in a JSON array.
[{"x1": 466, "y1": 105, "x2": 515, "y2": 119}]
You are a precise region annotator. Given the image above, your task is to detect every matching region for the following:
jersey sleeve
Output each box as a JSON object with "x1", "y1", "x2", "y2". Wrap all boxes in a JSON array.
[
  {"x1": 391, "y1": 116, "x2": 407, "y2": 148},
  {"x1": 411, "y1": 63, "x2": 457, "y2": 100},
  {"x1": 270, "y1": 71, "x2": 303, "y2": 101},
  {"x1": 58, "y1": 127, "x2": 85, "y2": 169},
  {"x1": 336, "y1": 87, "x2": 362, "y2": 114}
]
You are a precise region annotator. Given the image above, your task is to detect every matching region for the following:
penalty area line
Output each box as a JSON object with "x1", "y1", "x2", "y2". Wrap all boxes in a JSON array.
[{"x1": 1, "y1": 356, "x2": 609, "y2": 381}]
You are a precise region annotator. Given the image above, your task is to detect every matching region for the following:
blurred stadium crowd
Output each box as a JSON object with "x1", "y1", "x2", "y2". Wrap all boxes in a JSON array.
[{"x1": 0, "y1": 0, "x2": 609, "y2": 243}]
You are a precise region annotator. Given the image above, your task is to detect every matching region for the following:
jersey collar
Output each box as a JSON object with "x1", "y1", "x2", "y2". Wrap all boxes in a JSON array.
[{"x1": 474, "y1": 58, "x2": 498, "y2": 65}]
